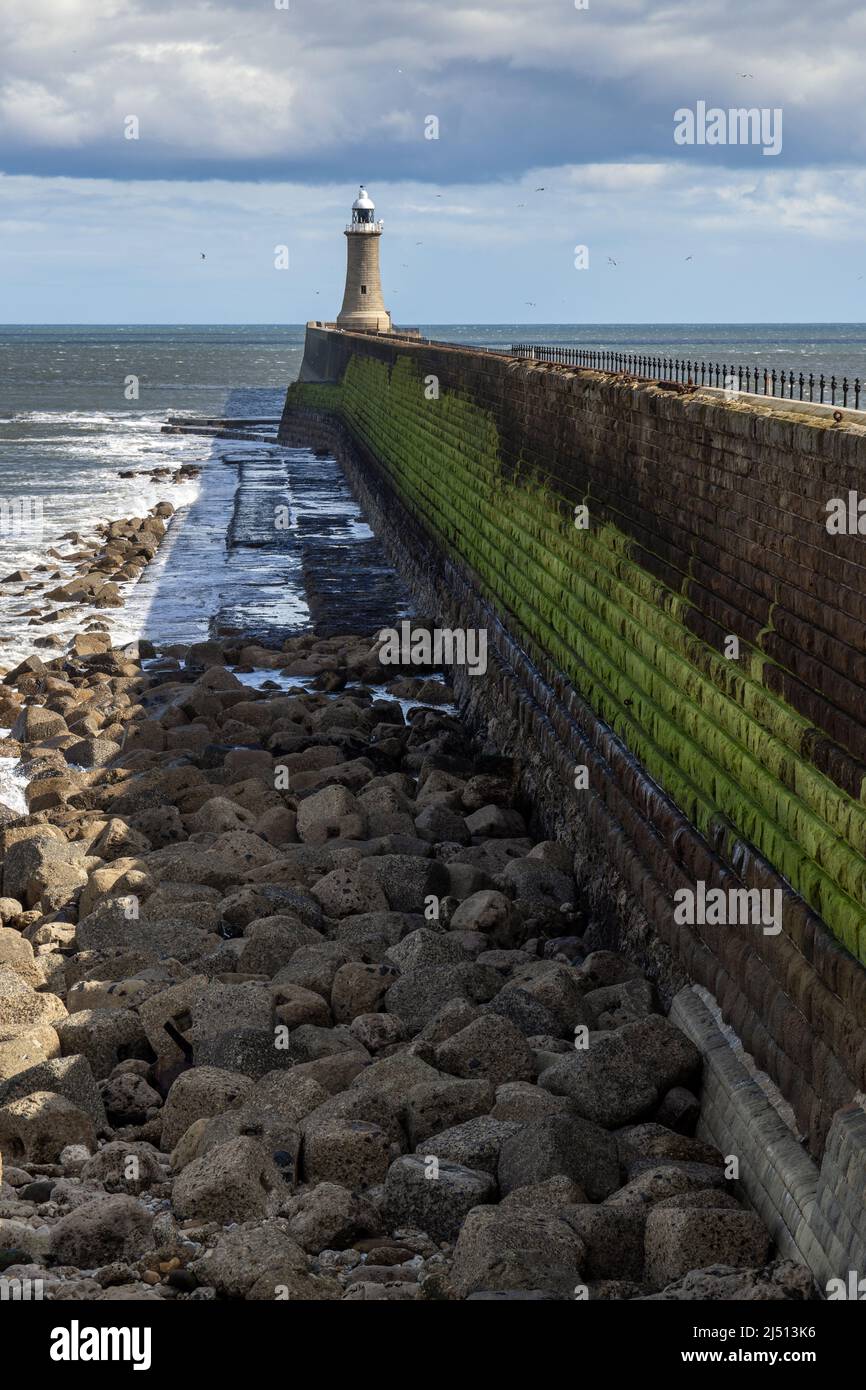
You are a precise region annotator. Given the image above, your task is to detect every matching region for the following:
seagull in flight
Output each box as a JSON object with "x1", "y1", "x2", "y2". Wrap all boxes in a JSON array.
[
  {"x1": 607, "y1": 257, "x2": 617, "y2": 267},
  {"x1": 685, "y1": 255, "x2": 693, "y2": 261},
  {"x1": 200, "y1": 252, "x2": 206, "y2": 260},
  {"x1": 738, "y1": 72, "x2": 754, "y2": 78},
  {"x1": 535, "y1": 187, "x2": 545, "y2": 192}
]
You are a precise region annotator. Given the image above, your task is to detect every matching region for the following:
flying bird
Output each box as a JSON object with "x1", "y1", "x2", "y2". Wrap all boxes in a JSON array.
[
  {"x1": 535, "y1": 187, "x2": 545, "y2": 192},
  {"x1": 685, "y1": 255, "x2": 693, "y2": 261},
  {"x1": 607, "y1": 257, "x2": 617, "y2": 266},
  {"x1": 200, "y1": 252, "x2": 206, "y2": 260},
  {"x1": 738, "y1": 72, "x2": 754, "y2": 78},
  {"x1": 517, "y1": 203, "x2": 526, "y2": 208}
]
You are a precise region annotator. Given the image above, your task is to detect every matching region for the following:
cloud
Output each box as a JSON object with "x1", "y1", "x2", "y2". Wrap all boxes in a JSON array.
[{"x1": 0, "y1": 0, "x2": 864, "y2": 181}]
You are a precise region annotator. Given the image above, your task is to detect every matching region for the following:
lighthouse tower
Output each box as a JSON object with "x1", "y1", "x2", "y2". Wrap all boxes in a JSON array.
[{"x1": 337, "y1": 186, "x2": 392, "y2": 332}]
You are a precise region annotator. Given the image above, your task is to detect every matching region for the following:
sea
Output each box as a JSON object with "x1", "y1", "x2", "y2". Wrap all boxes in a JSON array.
[{"x1": 0, "y1": 319, "x2": 863, "y2": 680}]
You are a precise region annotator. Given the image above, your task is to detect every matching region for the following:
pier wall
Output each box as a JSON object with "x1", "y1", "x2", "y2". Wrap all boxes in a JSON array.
[{"x1": 279, "y1": 325, "x2": 866, "y2": 1177}]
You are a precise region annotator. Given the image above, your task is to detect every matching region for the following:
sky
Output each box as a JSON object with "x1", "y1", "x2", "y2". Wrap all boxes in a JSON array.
[{"x1": 1, "y1": 0, "x2": 864, "y2": 324}]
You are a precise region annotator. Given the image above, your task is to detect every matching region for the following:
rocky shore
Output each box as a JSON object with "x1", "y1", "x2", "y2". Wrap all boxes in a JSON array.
[{"x1": 0, "y1": 504, "x2": 815, "y2": 1301}]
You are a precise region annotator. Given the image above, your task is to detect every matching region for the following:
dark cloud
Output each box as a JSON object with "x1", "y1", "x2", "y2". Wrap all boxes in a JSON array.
[{"x1": 0, "y1": 0, "x2": 863, "y2": 182}]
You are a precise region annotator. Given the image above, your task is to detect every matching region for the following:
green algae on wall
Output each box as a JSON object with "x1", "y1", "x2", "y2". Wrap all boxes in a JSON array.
[{"x1": 286, "y1": 356, "x2": 866, "y2": 963}]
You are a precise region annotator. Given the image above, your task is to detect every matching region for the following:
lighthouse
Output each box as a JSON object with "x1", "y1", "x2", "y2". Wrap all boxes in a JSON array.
[{"x1": 337, "y1": 186, "x2": 392, "y2": 332}]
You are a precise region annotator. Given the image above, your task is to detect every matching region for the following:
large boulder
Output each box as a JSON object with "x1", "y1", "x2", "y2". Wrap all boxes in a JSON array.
[
  {"x1": 435, "y1": 1015, "x2": 535, "y2": 1087},
  {"x1": 498, "y1": 1114, "x2": 620, "y2": 1202},
  {"x1": 538, "y1": 1015, "x2": 701, "y2": 1127},
  {"x1": 386, "y1": 963, "x2": 502, "y2": 1033},
  {"x1": 54, "y1": 1009, "x2": 147, "y2": 1080},
  {"x1": 171, "y1": 1137, "x2": 286, "y2": 1223},
  {"x1": 0, "y1": 1053, "x2": 107, "y2": 1129},
  {"x1": 189, "y1": 1220, "x2": 308, "y2": 1300},
  {"x1": 404, "y1": 1077, "x2": 496, "y2": 1147},
  {"x1": 2, "y1": 832, "x2": 87, "y2": 910},
  {"x1": 417, "y1": 1116, "x2": 521, "y2": 1175},
  {"x1": 451, "y1": 1206, "x2": 586, "y2": 1298},
  {"x1": 0, "y1": 969, "x2": 66, "y2": 1030},
  {"x1": 51, "y1": 1195, "x2": 154, "y2": 1267},
  {"x1": 383, "y1": 1154, "x2": 495, "y2": 1241},
  {"x1": 160, "y1": 1067, "x2": 253, "y2": 1151},
  {"x1": 0, "y1": 1090, "x2": 96, "y2": 1164},
  {"x1": 296, "y1": 785, "x2": 366, "y2": 845},
  {"x1": 644, "y1": 1208, "x2": 772, "y2": 1289},
  {"x1": 561, "y1": 1205, "x2": 647, "y2": 1281},
  {"x1": 288, "y1": 1182, "x2": 380, "y2": 1255}
]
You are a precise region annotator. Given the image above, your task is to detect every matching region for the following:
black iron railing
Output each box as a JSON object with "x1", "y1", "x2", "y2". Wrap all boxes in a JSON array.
[{"x1": 510, "y1": 344, "x2": 862, "y2": 411}]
